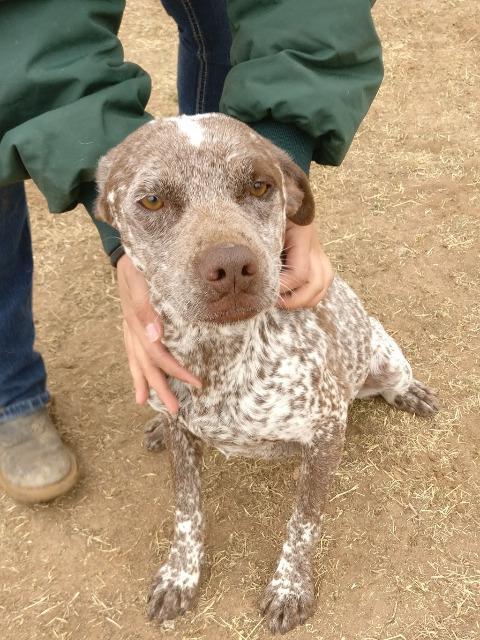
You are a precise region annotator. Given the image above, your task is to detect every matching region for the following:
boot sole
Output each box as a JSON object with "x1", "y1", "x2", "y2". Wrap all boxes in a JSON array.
[{"x1": 0, "y1": 449, "x2": 79, "y2": 504}]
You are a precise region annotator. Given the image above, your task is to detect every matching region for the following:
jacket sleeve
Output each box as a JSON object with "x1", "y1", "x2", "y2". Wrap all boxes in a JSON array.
[
  {"x1": 220, "y1": 0, "x2": 383, "y2": 172},
  {"x1": 0, "y1": 0, "x2": 152, "y2": 255}
]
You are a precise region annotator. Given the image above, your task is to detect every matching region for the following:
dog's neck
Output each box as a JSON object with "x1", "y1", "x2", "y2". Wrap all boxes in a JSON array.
[{"x1": 158, "y1": 302, "x2": 276, "y2": 378}]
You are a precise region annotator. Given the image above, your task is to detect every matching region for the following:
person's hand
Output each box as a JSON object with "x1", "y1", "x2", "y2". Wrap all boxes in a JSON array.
[
  {"x1": 277, "y1": 221, "x2": 334, "y2": 309},
  {"x1": 116, "y1": 254, "x2": 202, "y2": 414}
]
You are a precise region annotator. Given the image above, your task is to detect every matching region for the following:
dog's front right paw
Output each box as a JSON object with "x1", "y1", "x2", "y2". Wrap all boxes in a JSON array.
[
  {"x1": 143, "y1": 415, "x2": 168, "y2": 451},
  {"x1": 147, "y1": 564, "x2": 198, "y2": 623}
]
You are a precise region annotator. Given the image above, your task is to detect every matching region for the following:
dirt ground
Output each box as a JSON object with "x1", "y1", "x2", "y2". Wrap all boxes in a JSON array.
[{"x1": 1, "y1": 1, "x2": 479, "y2": 639}]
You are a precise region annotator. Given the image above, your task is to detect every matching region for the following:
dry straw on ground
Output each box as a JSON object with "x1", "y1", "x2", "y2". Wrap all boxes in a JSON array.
[{"x1": 1, "y1": 1, "x2": 479, "y2": 639}]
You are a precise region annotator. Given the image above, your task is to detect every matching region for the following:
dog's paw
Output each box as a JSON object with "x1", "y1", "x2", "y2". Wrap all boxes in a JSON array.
[
  {"x1": 143, "y1": 415, "x2": 168, "y2": 451},
  {"x1": 261, "y1": 580, "x2": 315, "y2": 634},
  {"x1": 393, "y1": 379, "x2": 439, "y2": 417},
  {"x1": 147, "y1": 565, "x2": 198, "y2": 623}
]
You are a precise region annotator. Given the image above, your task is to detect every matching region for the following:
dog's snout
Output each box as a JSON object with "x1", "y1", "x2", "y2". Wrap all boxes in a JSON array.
[
  {"x1": 192, "y1": 242, "x2": 268, "y2": 322},
  {"x1": 198, "y1": 244, "x2": 258, "y2": 294}
]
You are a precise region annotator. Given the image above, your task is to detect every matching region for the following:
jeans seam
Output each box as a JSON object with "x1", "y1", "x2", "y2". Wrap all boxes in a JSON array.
[
  {"x1": 180, "y1": 0, "x2": 208, "y2": 113},
  {"x1": 0, "y1": 391, "x2": 51, "y2": 423}
]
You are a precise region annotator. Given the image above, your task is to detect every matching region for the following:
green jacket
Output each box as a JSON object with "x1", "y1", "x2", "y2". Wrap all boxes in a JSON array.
[{"x1": 0, "y1": 0, "x2": 382, "y2": 257}]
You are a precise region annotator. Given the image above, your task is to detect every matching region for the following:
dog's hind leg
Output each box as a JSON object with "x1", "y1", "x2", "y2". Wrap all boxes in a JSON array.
[{"x1": 357, "y1": 317, "x2": 439, "y2": 416}]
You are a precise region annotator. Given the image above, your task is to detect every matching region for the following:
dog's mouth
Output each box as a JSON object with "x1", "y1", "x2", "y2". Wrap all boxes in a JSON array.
[{"x1": 200, "y1": 292, "x2": 268, "y2": 324}]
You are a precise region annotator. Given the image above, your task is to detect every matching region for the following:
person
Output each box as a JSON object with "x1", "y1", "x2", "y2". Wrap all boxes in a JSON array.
[{"x1": 0, "y1": 0, "x2": 383, "y2": 503}]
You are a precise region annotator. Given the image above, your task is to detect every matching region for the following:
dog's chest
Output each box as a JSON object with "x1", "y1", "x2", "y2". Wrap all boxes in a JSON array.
[
  {"x1": 186, "y1": 369, "x2": 322, "y2": 455},
  {"x1": 166, "y1": 313, "x2": 338, "y2": 456},
  {"x1": 160, "y1": 278, "x2": 372, "y2": 458}
]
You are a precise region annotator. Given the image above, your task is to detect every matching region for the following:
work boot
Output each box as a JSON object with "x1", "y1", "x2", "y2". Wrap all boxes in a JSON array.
[{"x1": 0, "y1": 407, "x2": 78, "y2": 504}]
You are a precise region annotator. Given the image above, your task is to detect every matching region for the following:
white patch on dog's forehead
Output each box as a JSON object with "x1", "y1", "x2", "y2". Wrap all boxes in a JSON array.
[
  {"x1": 190, "y1": 113, "x2": 216, "y2": 120},
  {"x1": 168, "y1": 115, "x2": 204, "y2": 147}
]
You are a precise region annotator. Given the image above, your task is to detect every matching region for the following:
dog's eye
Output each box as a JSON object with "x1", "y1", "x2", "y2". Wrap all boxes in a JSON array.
[
  {"x1": 249, "y1": 181, "x2": 269, "y2": 197},
  {"x1": 139, "y1": 195, "x2": 164, "y2": 211}
]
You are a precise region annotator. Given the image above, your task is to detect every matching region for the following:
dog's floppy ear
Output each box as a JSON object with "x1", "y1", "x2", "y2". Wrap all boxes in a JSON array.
[
  {"x1": 277, "y1": 153, "x2": 315, "y2": 226},
  {"x1": 94, "y1": 148, "x2": 117, "y2": 225}
]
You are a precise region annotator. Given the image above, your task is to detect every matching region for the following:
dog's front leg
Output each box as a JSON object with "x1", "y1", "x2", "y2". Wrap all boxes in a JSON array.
[
  {"x1": 261, "y1": 418, "x2": 346, "y2": 634},
  {"x1": 148, "y1": 419, "x2": 204, "y2": 623}
]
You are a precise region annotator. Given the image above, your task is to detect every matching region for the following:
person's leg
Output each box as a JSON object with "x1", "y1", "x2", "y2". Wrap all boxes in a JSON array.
[
  {"x1": 160, "y1": 0, "x2": 232, "y2": 114},
  {"x1": 0, "y1": 183, "x2": 50, "y2": 421},
  {"x1": 0, "y1": 183, "x2": 78, "y2": 503}
]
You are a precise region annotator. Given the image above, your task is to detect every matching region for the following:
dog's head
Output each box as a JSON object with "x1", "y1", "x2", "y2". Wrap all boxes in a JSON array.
[{"x1": 96, "y1": 114, "x2": 314, "y2": 324}]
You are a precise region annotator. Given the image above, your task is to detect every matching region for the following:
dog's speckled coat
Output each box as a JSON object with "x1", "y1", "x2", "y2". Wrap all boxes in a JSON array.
[{"x1": 96, "y1": 114, "x2": 438, "y2": 634}]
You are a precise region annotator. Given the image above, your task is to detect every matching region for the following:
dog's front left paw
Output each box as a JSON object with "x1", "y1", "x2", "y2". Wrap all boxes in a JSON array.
[
  {"x1": 261, "y1": 579, "x2": 315, "y2": 634},
  {"x1": 147, "y1": 564, "x2": 199, "y2": 623}
]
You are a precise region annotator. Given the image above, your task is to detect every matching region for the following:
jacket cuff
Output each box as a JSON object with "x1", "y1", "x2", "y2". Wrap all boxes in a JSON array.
[
  {"x1": 79, "y1": 181, "x2": 122, "y2": 257},
  {"x1": 250, "y1": 119, "x2": 315, "y2": 175},
  {"x1": 109, "y1": 245, "x2": 126, "y2": 267}
]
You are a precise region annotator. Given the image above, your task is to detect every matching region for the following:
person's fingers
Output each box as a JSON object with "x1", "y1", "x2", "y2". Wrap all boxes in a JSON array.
[
  {"x1": 130, "y1": 296, "x2": 164, "y2": 342},
  {"x1": 117, "y1": 254, "x2": 166, "y2": 353},
  {"x1": 122, "y1": 293, "x2": 164, "y2": 349},
  {"x1": 316, "y1": 264, "x2": 335, "y2": 301},
  {"x1": 127, "y1": 326, "x2": 180, "y2": 414},
  {"x1": 148, "y1": 344, "x2": 202, "y2": 388},
  {"x1": 118, "y1": 256, "x2": 202, "y2": 388},
  {"x1": 278, "y1": 279, "x2": 320, "y2": 309},
  {"x1": 133, "y1": 312, "x2": 201, "y2": 387},
  {"x1": 116, "y1": 254, "x2": 200, "y2": 412},
  {"x1": 278, "y1": 248, "x2": 325, "y2": 308},
  {"x1": 142, "y1": 362, "x2": 180, "y2": 415},
  {"x1": 117, "y1": 255, "x2": 154, "y2": 315},
  {"x1": 279, "y1": 266, "x2": 308, "y2": 294},
  {"x1": 278, "y1": 227, "x2": 335, "y2": 309},
  {"x1": 145, "y1": 319, "x2": 163, "y2": 343},
  {"x1": 310, "y1": 288, "x2": 329, "y2": 308},
  {"x1": 122, "y1": 292, "x2": 202, "y2": 389},
  {"x1": 311, "y1": 235, "x2": 334, "y2": 284},
  {"x1": 279, "y1": 245, "x2": 310, "y2": 293},
  {"x1": 140, "y1": 317, "x2": 202, "y2": 388},
  {"x1": 280, "y1": 222, "x2": 313, "y2": 294},
  {"x1": 278, "y1": 243, "x2": 334, "y2": 309},
  {"x1": 123, "y1": 322, "x2": 149, "y2": 404}
]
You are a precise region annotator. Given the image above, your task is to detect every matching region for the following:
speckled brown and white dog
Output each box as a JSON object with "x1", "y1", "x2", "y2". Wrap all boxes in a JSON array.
[{"x1": 96, "y1": 114, "x2": 439, "y2": 634}]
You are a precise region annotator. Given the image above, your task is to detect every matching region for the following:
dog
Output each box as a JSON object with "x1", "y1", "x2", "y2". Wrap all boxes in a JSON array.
[{"x1": 95, "y1": 114, "x2": 439, "y2": 634}]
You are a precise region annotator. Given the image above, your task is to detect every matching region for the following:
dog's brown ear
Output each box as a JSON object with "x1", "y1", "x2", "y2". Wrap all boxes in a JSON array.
[
  {"x1": 279, "y1": 155, "x2": 315, "y2": 226},
  {"x1": 94, "y1": 149, "x2": 117, "y2": 225}
]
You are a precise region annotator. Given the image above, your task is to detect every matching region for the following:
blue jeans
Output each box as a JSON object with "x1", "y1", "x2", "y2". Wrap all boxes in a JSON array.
[
  {"x1": 0, "y1": 184, "x2": 50, "y2": 422},
  {"x1": 0, "y1": 0, "x2": 231, "y2": 422},
  {"x1": 160, "y1": 0, "x2": 231, "y2": 114}
]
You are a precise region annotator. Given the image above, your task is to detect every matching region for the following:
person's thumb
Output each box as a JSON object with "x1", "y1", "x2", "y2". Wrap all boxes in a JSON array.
[{"x1": 132, "y1": 300, "x2": 163, "y2": 343}]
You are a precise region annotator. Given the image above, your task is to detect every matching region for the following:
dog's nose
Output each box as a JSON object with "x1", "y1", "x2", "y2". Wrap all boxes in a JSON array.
[{"x1": 197, "y1": 244, "x2": 258, "y2": 294}]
